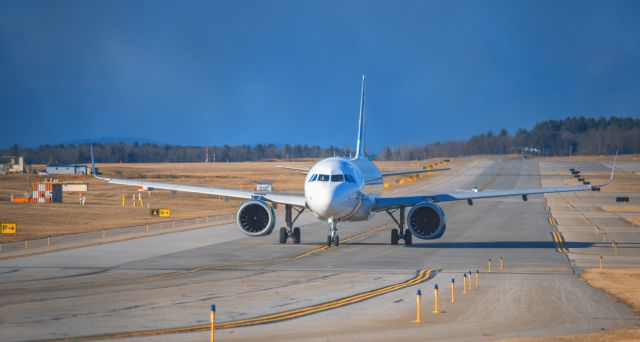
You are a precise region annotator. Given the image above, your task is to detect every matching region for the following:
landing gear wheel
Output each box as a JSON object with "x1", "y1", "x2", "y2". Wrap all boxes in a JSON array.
[
  {"x1": 327, "y1": 235, "x2": 332, "y2": 247},
  {"x1": 292, "y1": 227, "x2": 301, "y2": 244},
  {"x1": 335, "y1": 235, "x2": 340, "y2": 247},
  {"x1": 279, "y1": 227, "x2": 287, "y2": 244},
  {"x1": 404, "y1": 231, "x2": 413, "y2": 246},
  {"x1": 391, "y1": 229, "x2": 399, "y2": 245}
]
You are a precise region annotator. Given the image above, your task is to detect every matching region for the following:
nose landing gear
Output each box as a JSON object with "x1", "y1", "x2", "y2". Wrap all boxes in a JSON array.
[
  {"x1": 278, "y1": 205, "x2": 305, "y2": 244},
  {"x1": 326, "y1": 218, "x2": 340, "y2": 247}
]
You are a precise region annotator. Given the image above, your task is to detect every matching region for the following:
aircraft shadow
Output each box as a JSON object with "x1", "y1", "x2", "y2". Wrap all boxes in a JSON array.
[{"x1": 346, "y1": 241, "x2": 595, "y2": 249}]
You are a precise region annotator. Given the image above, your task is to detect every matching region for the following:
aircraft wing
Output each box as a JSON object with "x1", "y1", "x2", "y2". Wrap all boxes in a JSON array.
[
  {"x1": 374, "y1": 184, "x2": 596, "y2": 211},
  {"x1": 102, "y1": 177, "x2": 307, "y2": 207},
  {"x1": 275, "y1": 165, "x2": 310, "y2": 173},
  {"x1": 90, "y1": 145, "x2": 306, "y2": 207},
  {"x1": 381, "y1": 167, "x2": 450, "y2": 177},
  {"x1": 375, "y1": 154, "x2": 616, "y2": 211}
]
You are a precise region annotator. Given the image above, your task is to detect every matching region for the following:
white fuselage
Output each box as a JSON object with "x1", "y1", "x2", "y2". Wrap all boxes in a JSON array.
[{"x1": 304, "y1": 157, "x2": 383, "y2": 222}]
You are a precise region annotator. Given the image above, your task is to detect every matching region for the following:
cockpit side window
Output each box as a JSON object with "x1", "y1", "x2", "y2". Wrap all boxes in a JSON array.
[
  {"x1": 344, "y1": 174, "x2": 355, "y2": 183},
  {"x1": 317, "y1": 174, "x2": 330, "y2": 182},
  {"x1": 331, "y1": 174, "x2": 344, "y2": 182},
  {"x1": 308, "y1": 174, "x2": 318, "y2": 182}
]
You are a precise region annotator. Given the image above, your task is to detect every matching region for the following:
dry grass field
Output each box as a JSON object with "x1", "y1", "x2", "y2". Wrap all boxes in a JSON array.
[
  {"x1": 503, "y1": 269, "x2": 640, "y2": 342},
  {"x1": 0, "y1": 159, "x2": 451, "y2": 242}
]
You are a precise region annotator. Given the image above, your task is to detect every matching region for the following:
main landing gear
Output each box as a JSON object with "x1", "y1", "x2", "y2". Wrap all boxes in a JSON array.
[
  {"x1": 385, "y1": 207, "x2": 412, "y2": 246},
  {"x1": 279, "y1": 205, "x2": 304, "y2": 244},
  {"x1": 326, "y1": 218, "x2": 339, "y2": 247}
]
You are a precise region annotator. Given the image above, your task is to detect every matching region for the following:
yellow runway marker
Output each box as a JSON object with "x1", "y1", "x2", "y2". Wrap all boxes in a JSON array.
[
  {"x1": 146, "y1": 224, "x2": 394, "y2": 280},
  {"x1": 551, "y1": 231, "x2": 569, "y2": 254},
  {"x1": 48, "y1": 269, "x2": 434, "y2": 341}
]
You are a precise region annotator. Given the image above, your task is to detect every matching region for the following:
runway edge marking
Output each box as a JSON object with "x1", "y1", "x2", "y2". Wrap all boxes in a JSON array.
[{"x1": 45, "y1": 269, "x2": 434, "y2": 342}]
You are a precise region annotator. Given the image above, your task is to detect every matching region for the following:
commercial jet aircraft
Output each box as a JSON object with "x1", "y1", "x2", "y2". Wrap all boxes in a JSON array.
[{"x1": 91, "y1": 76, "x2": 615, "y2": 247}]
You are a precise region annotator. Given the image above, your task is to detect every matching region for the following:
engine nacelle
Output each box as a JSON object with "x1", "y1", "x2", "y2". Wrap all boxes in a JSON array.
[
  {"x1": 236, "y1": 200, "x2": 276, "y2": 236},
  {"x1": 407, "y1": 202, "x2": 446, "y2": 240}
]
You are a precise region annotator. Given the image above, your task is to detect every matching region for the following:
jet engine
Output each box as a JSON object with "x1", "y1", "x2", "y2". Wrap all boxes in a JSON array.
[
  {"x1": 407, "y1": 202, "x2": 446, "y2": 240},
  {"x1": 236, "y1": 200, "x2": 276, "y2": 236}
]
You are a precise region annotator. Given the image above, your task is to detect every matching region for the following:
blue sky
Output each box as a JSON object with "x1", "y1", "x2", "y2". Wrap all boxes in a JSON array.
[{"x1": 1, "y1": 0, "x2": 639, "y2": 153}]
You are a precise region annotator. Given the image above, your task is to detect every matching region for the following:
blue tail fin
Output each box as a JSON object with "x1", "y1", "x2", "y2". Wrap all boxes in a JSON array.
[{"x1": 354, "y1": 75, "x2": 366, "y2": 159}]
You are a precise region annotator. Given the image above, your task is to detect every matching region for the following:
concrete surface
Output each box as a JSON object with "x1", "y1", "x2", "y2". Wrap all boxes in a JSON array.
[{"x1": 1, "y1": 157, "x2": 639, "y2": 342}]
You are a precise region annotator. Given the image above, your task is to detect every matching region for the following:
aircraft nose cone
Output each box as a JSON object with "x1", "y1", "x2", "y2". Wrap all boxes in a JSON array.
[{"x1": 308, "y1": 185, "x2": 357, "y2": 219}]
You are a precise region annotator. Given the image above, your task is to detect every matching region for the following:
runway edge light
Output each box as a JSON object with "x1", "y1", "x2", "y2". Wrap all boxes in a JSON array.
[
  {"x1": 210, "y1": 304, "x2": 216, "y2": 342},
  {"x1": 412, "y1": 289, "x2": 422, "y2": 323}
]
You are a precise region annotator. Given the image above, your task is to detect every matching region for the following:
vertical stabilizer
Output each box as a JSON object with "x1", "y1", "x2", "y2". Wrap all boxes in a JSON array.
[{"x1": 354, "y1": 75, "x2": 366, "y2": 159}]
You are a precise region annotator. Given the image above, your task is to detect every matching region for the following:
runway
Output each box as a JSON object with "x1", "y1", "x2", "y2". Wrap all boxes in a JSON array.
[{"x1": 1, "y1": 158, "x2": 639, "y2": 341}]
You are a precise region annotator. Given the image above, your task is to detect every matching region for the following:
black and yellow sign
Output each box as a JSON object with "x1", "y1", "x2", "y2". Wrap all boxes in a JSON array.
[
  {"x1": 150, "y1": 208, "x2": 171, "y2": 217},
  {"x1": 1, "y1": 223, "x2": 16, "y2": 234}
]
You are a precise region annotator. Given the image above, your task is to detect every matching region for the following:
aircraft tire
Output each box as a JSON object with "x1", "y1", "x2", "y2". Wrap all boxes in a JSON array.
[
  {"x1": 327, "y1": 235, "x2": 332, "y2": 247},
  {"x1": 279, "y1": 227, "x2": 287, "y2": 244},
  {"x1": 292, "y1": 227, "x2": 301, "y2": 244},
  {"x1": 335, "y1": 235, "x2": 339, "y2": 247},
  {"x1": 404, "y1": 231, "x2": 413, "y2": 246},
  {"x1": 391, "y1": 229, "x2": 399, "y2": 245}
]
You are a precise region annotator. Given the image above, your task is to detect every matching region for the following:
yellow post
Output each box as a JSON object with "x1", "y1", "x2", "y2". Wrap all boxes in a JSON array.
[
  {"x1": 467, "y1": 271, "x2": 472, "y2": 291},
  {"x1": 121, "y1": 195, "x2": 125, "y2": 207},
  {"x1": 210, "y1": 304, "x2": 216, "y2": 342},
  {"x1": 47, "y1": 236, "x2": 51, "y2": 247},
  {"x1": 24, "y1": 240, "x2": 28, "y2": 249},
  {"x1": 500, "y1": 256, "x2": 503, "y2": 271},
  {"x1": 146, "y1": 224, "x2": 149, "y2": 232},
  {"x1": 599, "y1": 256, "x2": 603, "y2": 269},
  {"x1": 451, "y1": 278, "x2": 455, "y2": 304},
  {"x1": 206, "y1": 216, "x2": 209, "y2": 223},
  {"x1": 488, "y1": 259, "x2": 492, "y2": 273},
  {"x1": 463, "y1": 274, "x2": 467, "y2": 294},
  {"x1": 475, "y1": 270, "x2": 479, "y2": 288},
  {"x1": 133, "y1": 200, "x2": 136, "y2": 208},
  {"x1": 412, "y1": 290, "x2": 422, "y2": 323},
  {"x1": 433, "y1": 284, "x2": 439, "y2": 313}
]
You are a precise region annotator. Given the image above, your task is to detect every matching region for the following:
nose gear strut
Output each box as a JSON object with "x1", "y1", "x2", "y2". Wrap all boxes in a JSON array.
[{"x1": 326, "y1": 217, "x2": 340, "y2": 247}]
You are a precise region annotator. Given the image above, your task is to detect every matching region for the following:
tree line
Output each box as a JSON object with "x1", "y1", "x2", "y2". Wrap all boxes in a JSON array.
[
  {"x1": 2, "y1": 116, "x2": 638, "y2": 164},
  {"x1": 380, "y1": 116, "x2": 639, "y2": 160},
  {"x1": 2, "y1": 143, "x2": 354, "y2": 164}
]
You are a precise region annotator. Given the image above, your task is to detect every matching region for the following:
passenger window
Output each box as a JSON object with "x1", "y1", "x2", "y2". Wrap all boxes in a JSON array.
[
  {"x1": 331, "y1": 174, "x2": 344, "y2": 182},
  {"x1": 318, "y1": 174, "x2": 330, "y2": 182}
]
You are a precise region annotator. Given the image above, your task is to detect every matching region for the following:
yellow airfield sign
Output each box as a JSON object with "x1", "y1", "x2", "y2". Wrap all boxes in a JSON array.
[{"x1": 1, "y1": 223, "x2": 17, "y2": 234}]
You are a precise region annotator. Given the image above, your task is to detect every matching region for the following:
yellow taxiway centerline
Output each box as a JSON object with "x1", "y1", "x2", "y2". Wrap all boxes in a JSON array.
[{"x1": 46, "y1": 269, "x2": 434, "y2": 341}]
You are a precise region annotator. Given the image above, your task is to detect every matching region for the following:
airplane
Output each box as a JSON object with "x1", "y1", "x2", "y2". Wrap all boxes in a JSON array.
[{"x1": 90, "y1": 75, "x2": 616, "y2": 247}]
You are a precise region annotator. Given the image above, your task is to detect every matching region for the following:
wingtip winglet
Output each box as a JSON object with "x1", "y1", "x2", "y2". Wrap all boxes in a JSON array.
[{"x1": 592, "y1": 150, "x2": 618, "y2": 190}]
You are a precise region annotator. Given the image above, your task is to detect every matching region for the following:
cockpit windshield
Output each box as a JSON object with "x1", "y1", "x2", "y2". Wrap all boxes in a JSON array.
[
  {"x1": 317, "y1": 174, "x2": 330, "y2": 182},
  {"x1": 331, "y1": 174, "x2": 344, "y2": 182},
  {"x1": 308, "y1": 173, "x2": 355, "y2": 183}
]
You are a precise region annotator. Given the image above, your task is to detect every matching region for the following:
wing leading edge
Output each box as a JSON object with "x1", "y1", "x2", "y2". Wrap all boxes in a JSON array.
[
  {"x1": 381, "y1": 167, "x2": 450, "y2": 177},
  {"x1": 374, "y1": 154, "x2": 617, "y2": 211},
  {"x1": 90, "y1": 145, "x2": 306, "y2": 208}
]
